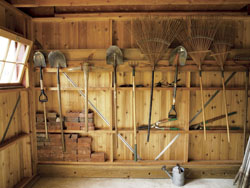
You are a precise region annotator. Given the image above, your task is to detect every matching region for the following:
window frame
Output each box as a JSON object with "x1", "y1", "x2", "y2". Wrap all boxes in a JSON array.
[{"x1": 0, "y1": 28, "x2": 33, "y2": 87}]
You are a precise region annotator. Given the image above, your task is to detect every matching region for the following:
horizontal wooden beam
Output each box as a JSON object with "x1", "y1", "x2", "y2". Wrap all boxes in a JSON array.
[
  {"x1": 10, "y1": 0, "x2": 250, "y2": 7},
  {"x1": 0, "y1": 133, "x2": 30, "y2": 152},
  {"x1": 14, "y1": 175, "x2": 37, "y2": 188},
  {"x1": 38, "y1": 163, "x2": 240, "y2": 178},
  {"x1": 34, "y1": 86, "x2": 247, "y2": 91},
  {"x1": 36, "y1": 129, "x2": 244, "y2": 134},
  {"x1": 32, "y1": 12, "x2": 250, "y2": 22},
  {"x1": 0, "y1": 0, "x2": 31, "y2": 18},
  {"x1": 34, "y1": 48, "x2": 250, "y2": 72}
]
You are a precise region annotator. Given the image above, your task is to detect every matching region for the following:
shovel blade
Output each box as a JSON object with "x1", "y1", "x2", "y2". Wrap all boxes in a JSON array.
[
  {"x1": 169, "y1": 46, "x2": 187, "y2": 66},
  {"x1": 106, "y1": 46, "x2": 123, "y2": 66},
  {"x1": 48, "y1": 50, "x2": 67, "y2": 68},
  {"x1": 33, "y1": 51, "x2": 46, "y2": 68}
]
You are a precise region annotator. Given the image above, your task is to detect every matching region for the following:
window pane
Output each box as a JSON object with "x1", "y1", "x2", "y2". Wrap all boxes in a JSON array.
[
  {"x1": 11, "y1": 64, "x2": 24, "y2": 83},
  {"x1": 0, "y1": 37, "x2": 9, "y2": 60},
  {"x1": 6, "y1": 40, "x2": 17, "y2": 62},
  {"x1": 0, "y1": 62, "x2": 14, "y2": 83},
  {"x1": 17, "y1": 44, "x2": 27, "y2": 64}
]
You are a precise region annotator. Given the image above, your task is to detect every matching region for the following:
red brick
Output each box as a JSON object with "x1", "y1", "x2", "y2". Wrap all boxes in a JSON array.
[
  {"x1": 91, "y1": 152, "x2": 105, "y2": 162},
  {"x1": 65, "y1": 117, "x2": 79, "y2": 122},
  {"x1": 66, "y1": 111, "x2": 81, "y2": 117},
  {"x1": 63, "y1": 153, "x2": 77, "y2": 161},
  {"x1": 47, "y1": 117, "x2": 57, "y2": 122},
  {"x1": 77, "y1": 154, "x2": 91, "y2": 162},
  {"x1": 79, "y1": 118, "x2": 94, "y2": 123},
  {"x1": 78, "y1": 142, "x2": 91, "y2": 150},
  {"x1": 78, "y1": 137, "x2": 92, "y2": 144},
  {"x1": 79, "y1": 112, "x2": 94, "y2": 118},
  {"x1": 65, "y1": 122, "x2": 81, "y2": 130},
  {"x1": 78, "y1": 148, "x2": 91, "y2": 155},
  {"x1": 47, "y1": 112, "x2": 57, "y2": 118}
]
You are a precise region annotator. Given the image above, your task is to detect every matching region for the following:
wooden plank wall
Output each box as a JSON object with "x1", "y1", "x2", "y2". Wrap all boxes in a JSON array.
[
  {"x1": 32, "y1": 18, "x2": 250, "y2": 164},
  {"x1": 0, "y1": 1, "x2": 34, "y2": 188}
]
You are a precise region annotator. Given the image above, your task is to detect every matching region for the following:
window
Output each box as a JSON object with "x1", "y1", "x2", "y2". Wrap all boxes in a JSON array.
[{"x1": 0, "y1": 29, "x2": 32, "y2": 85}]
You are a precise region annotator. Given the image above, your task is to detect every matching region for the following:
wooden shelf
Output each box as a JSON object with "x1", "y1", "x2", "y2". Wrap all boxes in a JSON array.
[
  {"x1": 38, "y1": 159, "x2": 241, "y2": 165},
  {"x1": 36, "y1": 129, "x2": 244, "y2": 134},
  {"x1": 34, "y1": 86, "x2": 247, "y2": 91},
  {"x1": 0, "y1": 133, "x2": 30, "y2": 151},
  {"x1": 36, "y1": 129, "x2": 114, "y2": 134}
]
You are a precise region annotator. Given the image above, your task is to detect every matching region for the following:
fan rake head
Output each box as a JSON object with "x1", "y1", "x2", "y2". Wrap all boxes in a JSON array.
[
  {"x1": 211, "y1": 20, "x2": 236, "y2": 69},
  {"x1": 132, "y1": 16, "x2": 183, "y2": 70},
  {"x1": 177, "y1": 16, "x2": 221, "y2": 69}
]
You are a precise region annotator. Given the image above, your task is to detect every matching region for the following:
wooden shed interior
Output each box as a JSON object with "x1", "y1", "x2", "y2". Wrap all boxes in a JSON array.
[{"x1": 0, "y1": 0, "x2": 250, "y2": 187}]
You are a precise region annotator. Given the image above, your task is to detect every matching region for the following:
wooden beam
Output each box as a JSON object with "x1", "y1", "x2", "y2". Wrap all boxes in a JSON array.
[
  {"x1": 34, "y1": 48, "x2": 250, "y2": 72},
  {"x1": 0, "y1": 0, "x2": 31, "y2": 19},
  {"x1": 10, "y1": 0, "x2": 250, "y2": 7},
  {"x1": 0, "y1": 133, "x2": 30, "y2": 152},
  {"x1": 32, "y1": 12, "x2": 250, "y2": 22},
  {"x1": 38, "y1": 164, "x2": 240, "y2": 178},
  {"x1": 13, "y1": 175, "x2": 37, "y2": 188}
]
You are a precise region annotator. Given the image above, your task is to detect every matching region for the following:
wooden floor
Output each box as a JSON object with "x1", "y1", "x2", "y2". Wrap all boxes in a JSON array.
[{"x1": 31, "y1": 177, "x2": 236, "y2": 188}]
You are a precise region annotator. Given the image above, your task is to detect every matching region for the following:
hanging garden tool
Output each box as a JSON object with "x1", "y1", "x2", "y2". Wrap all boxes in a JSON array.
[
  {"x1": 190, "y1": 111, "x2": 237, "y2": 130},
  {"x1": 48, "y1": 50, "x2": 67, "y2": 152},
  {"x1": 129, "y1": 62, "x2": 138, "y2": 161},
  {"x1": 132, "y1": 16, "x2": 183, "y2": 142},
  {"x1": 106, "y1": 46, "x2": 123, "y2": 147},
  {"x1": 211, "y1": 21, "x2": 236, "y2": 143},
  {"x1": 177, "y1": 16, "x2": 220, "y2": 140},
  {"x1": 233, "y1": 54, "x2": 250, "y2": 150},
  {"x1": 33, "y1": 51, "x2": 49, "y2": 140},
  {"x1": 83, "y1": 63, "x2": 89, "y2": 132},
  {"x1": 168, "y1": 46, "x2": 187, "y2": 119},
  {"x1": 138, "y1": 118, "x2": 178, "y2": 130}
]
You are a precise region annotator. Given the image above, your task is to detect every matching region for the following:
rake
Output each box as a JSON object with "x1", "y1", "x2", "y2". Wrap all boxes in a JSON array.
[
  {"x1": 132, "y1": 16, "x2": 182, "y2": 142},
  {"x1": 177, "y1": 16, "x2": 220, "y2": 140},
  {"x1": 211, "y1": 20, "x2": 236, "y2": 143}
]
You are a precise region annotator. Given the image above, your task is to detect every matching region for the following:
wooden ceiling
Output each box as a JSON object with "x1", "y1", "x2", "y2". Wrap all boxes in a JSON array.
[{"x1": 6, "y1": 0, "x2": 250, "y2": 17}]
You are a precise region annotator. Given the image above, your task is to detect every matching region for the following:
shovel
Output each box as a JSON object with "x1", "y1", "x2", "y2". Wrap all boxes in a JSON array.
[
  {"x1": 48, "y1": 50, "x2": 67, "y2": 152},
  {"x1": 129, "y1": 62, "x2": 138, "y2": 161},
  {"x1": 106, "y1": 46, "x2": 123, "y2": 148},
  {"x1": 33, "y1": 51, "x2": 49, "y2": 140},
  {"x1": 168, "y1": 46, "x2": 187, "y2": 119}
]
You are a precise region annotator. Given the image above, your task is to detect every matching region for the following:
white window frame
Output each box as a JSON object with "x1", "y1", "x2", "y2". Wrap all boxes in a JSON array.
[{"x1": 0, "y1": 28, "x2": 33, "y2": 86}]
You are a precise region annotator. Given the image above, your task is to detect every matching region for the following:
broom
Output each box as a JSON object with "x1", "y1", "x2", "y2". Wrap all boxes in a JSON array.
[
  {"x1": 177, "y1": 16, "x2": 220, "y2": 140},
  {"x1": 211, "y1": 21, "x2": 236, "y2": 143},
  {"x1": 132, "y1": 16, "x2": 182, "y2": 142}
]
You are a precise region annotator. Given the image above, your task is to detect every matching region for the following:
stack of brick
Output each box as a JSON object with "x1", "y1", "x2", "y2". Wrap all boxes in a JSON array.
[
  {"x1": 77, "y1": 137, "x2": 92, "y2": 162},
  {"x1": 36, "y1": 112, "x2": 61, "y2": 130},
  {"x1": 37, "y1": 134, "x2": 105, "y2": 162},
  {"x1": 77, "y1": 137, "x2": 105, "y2": 162},
  {"x1": 37, "y1": 133, "x2": 63, "y2": 161},
  {"x1": 63, "y1": 134, "x2": 78, "y2": 161},
  {"x1": 64, "y1": 110, "x2": 95, "y2": 130}
]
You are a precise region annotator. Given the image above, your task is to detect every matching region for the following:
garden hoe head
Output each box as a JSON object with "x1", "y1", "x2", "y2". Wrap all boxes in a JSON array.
[
  {"x1": 106, "y1": 46, "x2": 123, "y2": 66},
  {"x1": 169, "y1": 46, "x2": 187, "y2": 66},
  {"x1": 48, "y1": 50, "x2": 67, "y2": 68},
  {"x1": 33, "y1": 51, "x2": 46, "y2": 68}
]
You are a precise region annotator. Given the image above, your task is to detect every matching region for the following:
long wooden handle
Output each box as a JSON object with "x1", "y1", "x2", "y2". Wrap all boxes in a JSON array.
[
  {"x1": 221, "y1": 72, "x2": 230, "y2": 143},
  {"x1": 40, "y1": 68, "x2": 48, "y2": 140},
  {"x1": 114, "y1": 66, "x2": 118, "y2": 148},
  {"x1": 132, "y1": 67, "x2": 137, "y2": 161},
  {"x1": 43, "y1": 102, "x2": 48, "y2": 140},
  {"x1": 57, "y1": 68, "x2": 65, "y2": 152},
  {"x1": 244, "y1": 70, "x2": 249, "y2": 150},
  {"x1": 199, "y1": 72, "x2": 207, "y2": 140},
  {"x1": 83, "y1": 63, "x2": 89, "y2": 132}
]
